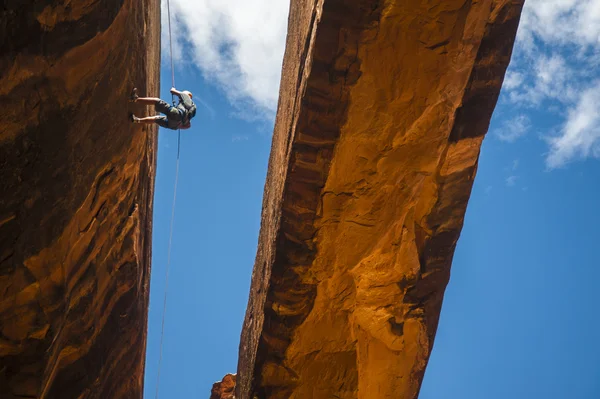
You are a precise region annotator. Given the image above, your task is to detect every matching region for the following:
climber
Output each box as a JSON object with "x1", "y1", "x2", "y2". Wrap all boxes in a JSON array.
[{"x1": 129, "y1": 87, "x2": 197, "y2": 130}]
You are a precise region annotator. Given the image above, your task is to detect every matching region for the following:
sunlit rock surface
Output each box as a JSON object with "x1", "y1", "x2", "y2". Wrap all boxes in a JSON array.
[
  {"x1": 211, "y1": 374, "x2": 237, "y2": 399},
  {"x1": 0, "y1": 0, "x2": 159, "y2": 397},
  {"x1": 237, "y1": 0, "x2": 524, "y2": 398}
]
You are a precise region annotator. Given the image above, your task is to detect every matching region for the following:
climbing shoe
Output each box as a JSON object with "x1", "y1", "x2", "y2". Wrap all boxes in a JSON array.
[
  {"x1": 130, "y1": 87, "x2": 139, "y2": 102},
  {"x1": 130, "y1": 113, "x2": 141, "y2": 123}
]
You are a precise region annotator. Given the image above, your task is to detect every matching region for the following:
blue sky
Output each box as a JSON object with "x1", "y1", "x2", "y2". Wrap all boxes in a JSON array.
[{"x1": 144, "y1": 0, "x2": 600, "y2": 397}]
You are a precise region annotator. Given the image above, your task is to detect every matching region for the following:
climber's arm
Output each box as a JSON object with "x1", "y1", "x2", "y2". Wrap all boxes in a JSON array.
[{"x1": 170, "y1": 87, "x2": 193, "y2": 109}]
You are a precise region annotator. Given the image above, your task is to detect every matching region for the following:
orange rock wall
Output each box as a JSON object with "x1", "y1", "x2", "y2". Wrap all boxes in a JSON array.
[
  {"x1": 237, "y1": 1, "x2": 524, "y2": 398},
  {"x1": 210, "y1": 374, "x2": 237, "y2": 399},
  {"x1": 0, "y1": 0, "x2": 159, "y2": 397}
]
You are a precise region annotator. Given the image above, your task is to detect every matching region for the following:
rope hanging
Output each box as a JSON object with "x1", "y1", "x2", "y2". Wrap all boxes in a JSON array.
[{"x1": 155, "y1": 0, "x2": 181, "y2": 397}]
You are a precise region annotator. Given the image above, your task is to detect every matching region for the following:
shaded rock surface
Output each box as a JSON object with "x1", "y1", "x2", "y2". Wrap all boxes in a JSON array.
[
  {"x1": 210, "y1": 374, "x2": 237, "y2": 399},
  {"x1": 237, "y1": 0, "x2": 524, "y2": 398},
  {"x1": 0, "y1": 0, "x2": 159, "y2": 397}
]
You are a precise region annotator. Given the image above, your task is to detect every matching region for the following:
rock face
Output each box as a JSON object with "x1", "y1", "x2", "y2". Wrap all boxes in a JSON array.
[
  {"x1": 0, "y1": 1, "x2": 159, "y2": 398},
  {"x1": 210, "y1": 374, "x2": 237, "y2": 399},
  {"x1": 237, "y1": 1, "x2": 524, "y2": 398}
]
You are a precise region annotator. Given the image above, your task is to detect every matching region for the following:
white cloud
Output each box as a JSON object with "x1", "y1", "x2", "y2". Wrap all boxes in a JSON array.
[
  {"x1": 506, "y1": 175, "x2": 518, "y2": 187},
  {"x1": 503, "y1": 70, "x2": 524, "y2": 91},
  {"x1": 546, "y1": 81, "x2": 600, "y2": 168},
  {"x1": 507, "y1": 54, "x2": 576, "y2": 106},
  {"x1": 515, "y1": 0, "x2": 600, "y2": 52},
  {"x1": 500, "y1": 0, "x2": 600, "y2": 167},
  {"x1": 162, "y1": 0, "x2": 290, "y2": 117},
  {"x1": 495, "y1": 115, "x2": 531, "y2": 143}
]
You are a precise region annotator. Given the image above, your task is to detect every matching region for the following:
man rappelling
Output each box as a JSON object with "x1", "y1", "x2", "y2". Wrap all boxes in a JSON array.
[{"x1": 130, "y1": 87, "x2": 197, "y2": 130}]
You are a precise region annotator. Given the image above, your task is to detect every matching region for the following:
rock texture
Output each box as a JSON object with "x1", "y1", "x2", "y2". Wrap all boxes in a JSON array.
[
  {"x1": 238, "y1": 1, "x2": 524, "y2": 398},
  {"x1": 210, "y1": 374, "x2": 237, "y2": 399},
  {"x1": 0, "y1": 0, "x2": 159, "y2": 398}
]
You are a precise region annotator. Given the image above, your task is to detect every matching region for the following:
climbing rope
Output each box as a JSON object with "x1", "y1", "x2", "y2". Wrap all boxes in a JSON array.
[
  {"x1": 155, "y1": 0, "x2": 180, "y2": 397},
  {"x1": 167, "y1": 0, "x2": 175, "y2": 90}
]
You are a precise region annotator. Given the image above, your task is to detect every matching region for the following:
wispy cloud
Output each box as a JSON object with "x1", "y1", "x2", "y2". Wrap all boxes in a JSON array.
[
  {"x1": 516, "y1": 0, "x2": 600, "y2": 51},
  {"x1": 501, "y1": 0, "x2": 600, "y2": 167},
  {"x1": 506, "y1": 176, "x2": 518, "y2": 187},
  {"x1": 494, "y1": 115, "x2": 531, "y2": 143},
  {"x1": 162, "y1": 0, "x2": 289, "y2": 118},
  {"x1": 232, "y1": 134, "x2": 250, "y2": 143},
  {"x1": 507, "y1": 54, "x2": 576, "y2": 106},
  {"x1": 502, "y1": 160, "x2": 520, "y2": 188},
  {"x1": 546, "y1": 81, "x2": 600, "y2": 169},
  {"x1": 503, "y1": 70, "x2": 524, "y2": 91}
]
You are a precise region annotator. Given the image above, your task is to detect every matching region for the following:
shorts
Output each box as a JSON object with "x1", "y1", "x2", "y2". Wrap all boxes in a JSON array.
[{"x1": 155, "y1": 100, "x2": 182, "y2": 130}]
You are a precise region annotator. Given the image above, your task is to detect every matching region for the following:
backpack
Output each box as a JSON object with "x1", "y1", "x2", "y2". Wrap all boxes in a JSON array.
[{"x1": 178, "y1": 102, "x2": 196, "y2": 125}]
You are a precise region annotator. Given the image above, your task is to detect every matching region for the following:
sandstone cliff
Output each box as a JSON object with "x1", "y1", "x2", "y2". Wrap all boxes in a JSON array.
[
  {"x1": 211, "y1": 374, "x2": 237, "y2": 399},
  {"x1": 0, "y1": 0, "x2": 159, "y2": 398},
  {"x1": 237, "y1": 0, "x2": 524, "y2": 398}
]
